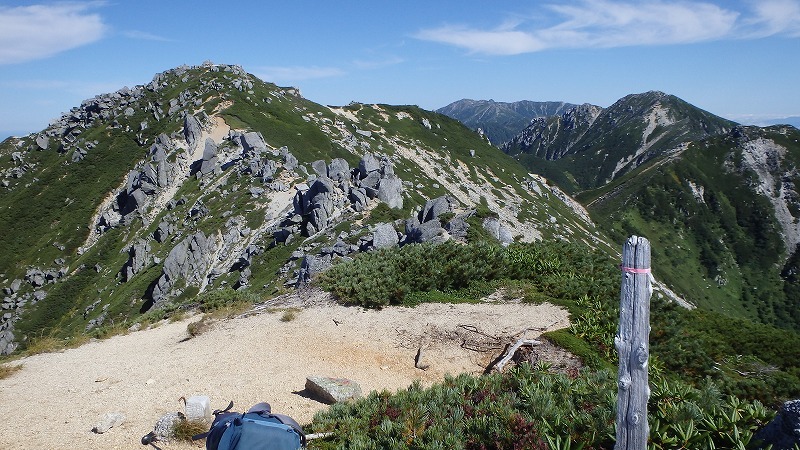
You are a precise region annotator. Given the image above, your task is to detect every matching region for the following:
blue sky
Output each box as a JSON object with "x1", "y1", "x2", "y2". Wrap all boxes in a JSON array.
[{"x1": 1, "y1": 0, "x2": 799, "y2": 140}]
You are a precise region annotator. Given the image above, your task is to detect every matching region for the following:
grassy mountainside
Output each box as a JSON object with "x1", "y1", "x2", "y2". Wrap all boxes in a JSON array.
[
  {"x1": 584, "y1": 125, "x2": 800, "y2": 330},
  {"x1": 0, "y1": 63, "x2": 605, "y2": 353},
  {"x1": 504, "y1": 91, "x2": 736, "y2": 193}
]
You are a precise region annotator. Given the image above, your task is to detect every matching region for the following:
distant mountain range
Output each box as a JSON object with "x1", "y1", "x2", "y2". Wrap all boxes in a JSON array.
[
  {"x1": 444, "y1": 90, "x2": 800, "y2": 330},
  {"x1": 755, "y1": 116, "x2": 800, "y2": 128},
  {"x1": 436, "y1": 99, "x2": 577, "y2": 146},
  {"x1": 502, "y1": 91, "x2": 737, "y2": 192}
]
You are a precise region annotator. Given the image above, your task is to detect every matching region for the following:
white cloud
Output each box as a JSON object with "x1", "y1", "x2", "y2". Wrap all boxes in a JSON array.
[
  {"x1": 254, "y1": 66, "x2": 345, "y2": 84},
  {"x1": 742, "y1": 0, "x2": 800, "y2": 37},
  {"x1": 416, "y1": 27, "x2": 547, "y2": 55},
  {"x1": 122, "y1": 30, "x2": 172, "y2": 42},
  {"x1": 0, "y1": 2, "x2": 107, "y2": 64},
  {"x1": 415, "y1": 0, "x2": 799, "y2": 55}
]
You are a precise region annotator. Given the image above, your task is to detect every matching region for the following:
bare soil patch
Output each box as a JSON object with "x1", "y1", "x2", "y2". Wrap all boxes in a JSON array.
[{"x1": 0, "y1": 289, "x2": 570, "y2": 449}]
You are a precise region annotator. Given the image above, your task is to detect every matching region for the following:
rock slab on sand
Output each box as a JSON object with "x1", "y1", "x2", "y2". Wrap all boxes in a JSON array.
[{"x1": 305, "y1": 376, "x2": 362, "y2": 404}]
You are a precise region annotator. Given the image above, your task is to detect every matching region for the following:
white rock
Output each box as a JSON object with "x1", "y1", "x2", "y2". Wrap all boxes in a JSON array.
[{"x1": 92, "y1": 412, "x2": 125, "y2": 434}]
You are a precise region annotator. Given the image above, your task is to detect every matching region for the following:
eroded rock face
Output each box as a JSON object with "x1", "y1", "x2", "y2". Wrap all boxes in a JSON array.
[
  {"x1": 184, "y1": 114, "x2": 203, "y2": 149},
  {"x1": 121, "y1": 239, "x2": 151, "y2": 282},
  {"x1": 150, "y1": 231, "x2": 218, "y2": 306}
]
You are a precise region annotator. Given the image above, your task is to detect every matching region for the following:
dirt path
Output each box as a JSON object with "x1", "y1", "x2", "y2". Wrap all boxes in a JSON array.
[{"x1": 0, "y1": 291, "x2": 569, "y2": 449}]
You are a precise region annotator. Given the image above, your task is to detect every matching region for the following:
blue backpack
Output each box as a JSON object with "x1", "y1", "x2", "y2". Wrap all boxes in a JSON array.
[{"x1": 196, "y1": 402, "x2": 306, "y2": 450}]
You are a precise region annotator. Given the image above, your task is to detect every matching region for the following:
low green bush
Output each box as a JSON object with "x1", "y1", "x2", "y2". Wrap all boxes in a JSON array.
[
  {"x1": 318, "y1": 241, "x2": 504, "y2": 307},
  {"x1": 318, "y1": 239, "x2": 800, "y2": 407},
  {"x1": 308, "y1": 364, "x2": 771, "y2": 449}
]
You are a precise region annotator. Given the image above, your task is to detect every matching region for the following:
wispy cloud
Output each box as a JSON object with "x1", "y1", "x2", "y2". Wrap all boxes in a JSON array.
[
  {"x1": 254, "y1": 66, "x2": 346, "y2": 84},
  {"x1": 122, "y1": 30, "x2": 172, "y2": 42},
  {"x1": 0, "y1": 2, "x2": 107, "y2": 64},
  {"x1": 415, "y1": 0, "x2": 800, "y2": 55},
  {"x1": 742, "y1": 0, "x2": 800, "y2": 38},
  {"x1": 353, "y1": 56, "x2": 405, "y2": 70}
]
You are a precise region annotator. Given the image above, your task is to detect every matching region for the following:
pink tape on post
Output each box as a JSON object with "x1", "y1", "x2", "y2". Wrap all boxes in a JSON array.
[{"x1": 620, "y1": 265, "x2": 651, "y2": 274}]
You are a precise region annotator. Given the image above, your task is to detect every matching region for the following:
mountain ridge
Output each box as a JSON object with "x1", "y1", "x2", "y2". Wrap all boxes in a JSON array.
[
  {"x1": 436, "y1": 98, "x2": 578, "y2": 146},
  {"x1": 0, "y1": 62, "x2": 605, "y2": 354},
  {"x1": 503, "y1": 90, "x2": 738, "y2": 193}
]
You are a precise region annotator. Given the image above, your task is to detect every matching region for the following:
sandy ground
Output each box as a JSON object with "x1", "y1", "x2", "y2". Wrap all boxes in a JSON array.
[{"x1": 0, "y1": 290, "x2": 569, "y2": 449}]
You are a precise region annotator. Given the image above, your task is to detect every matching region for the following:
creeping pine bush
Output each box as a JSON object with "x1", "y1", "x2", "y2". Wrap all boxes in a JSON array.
[
  {"x1": 319, "y1": 238, "x2": 800, "y2": 408},
  {"x1": 318, "y1": 241, "x2": 504, "y2": 307},
  {"x1": 319, "y1": 239, "x2": 619, "y2": 308},
  {"x1": 308, "y1": 364, "x2": 771, "y2": 450}
]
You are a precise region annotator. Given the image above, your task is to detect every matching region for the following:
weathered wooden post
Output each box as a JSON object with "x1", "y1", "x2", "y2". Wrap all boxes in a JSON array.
[{"x1": 615, "y1": 236, "x2": 651, "y2": 450}]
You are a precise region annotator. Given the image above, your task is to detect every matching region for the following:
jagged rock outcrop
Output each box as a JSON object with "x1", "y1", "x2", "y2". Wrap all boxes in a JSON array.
[
  {"x1": 352, "y1": 153, "x2": 403, "y2": 208},
  {"x1": 96, "y1": 133, "x2": 178, "y2": 232},
  {"x1": 404, "y1": 196, "x2": 454, "y2": 244},
  {"x1": 150, "y1": 231, "x2": 218, "y2": 306},
  {"x1": 292, "y1": 176, "x2": 344, "y2": 236},
  {"x1": 121, "y1": 239, "x2": 151, "y2": 282}
]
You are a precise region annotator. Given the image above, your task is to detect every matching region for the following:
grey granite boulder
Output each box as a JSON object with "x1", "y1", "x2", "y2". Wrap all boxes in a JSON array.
[
  {"x1": 405, "y1": 217, "x2": 447, "y2": 244},
  {"x1": 297, "y1": 254, "x2": 332, "y2": 285},
  {"x1": 305, "y1": 376, "x2": 362, "y2": 404},
  {"x1": 35, "y1": 135, "x2": 49, "y2": 150},
  {"x1": 358, "y1": 153, "x2": 380, "y2": 177},
  {"x1": 183, "y1": 114, "x2": 202, "y2": 149},
  {"x1": 419, "y1": 196, "x2": 453, "y2": 223},
  {"x1": 327, "y1": 158, "x2": 350, "y2": 183},
  {"x1": 377, "y1": 175, "x2": 403, "y2": 209},
  {"x1": 372, "y1": 223, "x2": 399, "y2": 249},
  {"x1": 198, "y1": 138, "x2": 220, "y2": 176},
  {"x1": 240, "y1": 131, "x2": 268, "y2": 156},
  {"x1": 311, "y1": 160, "x2": 328, "y2": 177}
]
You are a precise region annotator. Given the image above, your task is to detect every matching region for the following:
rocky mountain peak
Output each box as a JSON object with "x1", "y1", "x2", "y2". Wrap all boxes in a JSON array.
[
  {"x1": 502, "y1": 91, "x2": 737, "y2": 192},
  {"x1": 0, "y1": 63, "x2": 605, "y2": 355}
]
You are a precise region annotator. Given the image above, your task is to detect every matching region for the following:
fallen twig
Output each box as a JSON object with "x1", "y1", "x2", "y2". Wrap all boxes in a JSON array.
[{"x1": 490, "y1": 338, "x2": 542, "y2": 372}]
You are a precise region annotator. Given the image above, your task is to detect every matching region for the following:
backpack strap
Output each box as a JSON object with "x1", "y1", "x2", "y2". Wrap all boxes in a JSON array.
[
  {"x1": 214, "y1": 400, "x2": 235, "y2": 416},
  {"x1": 192, "y1": 401, "x2": 237, "y2": 441}
]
